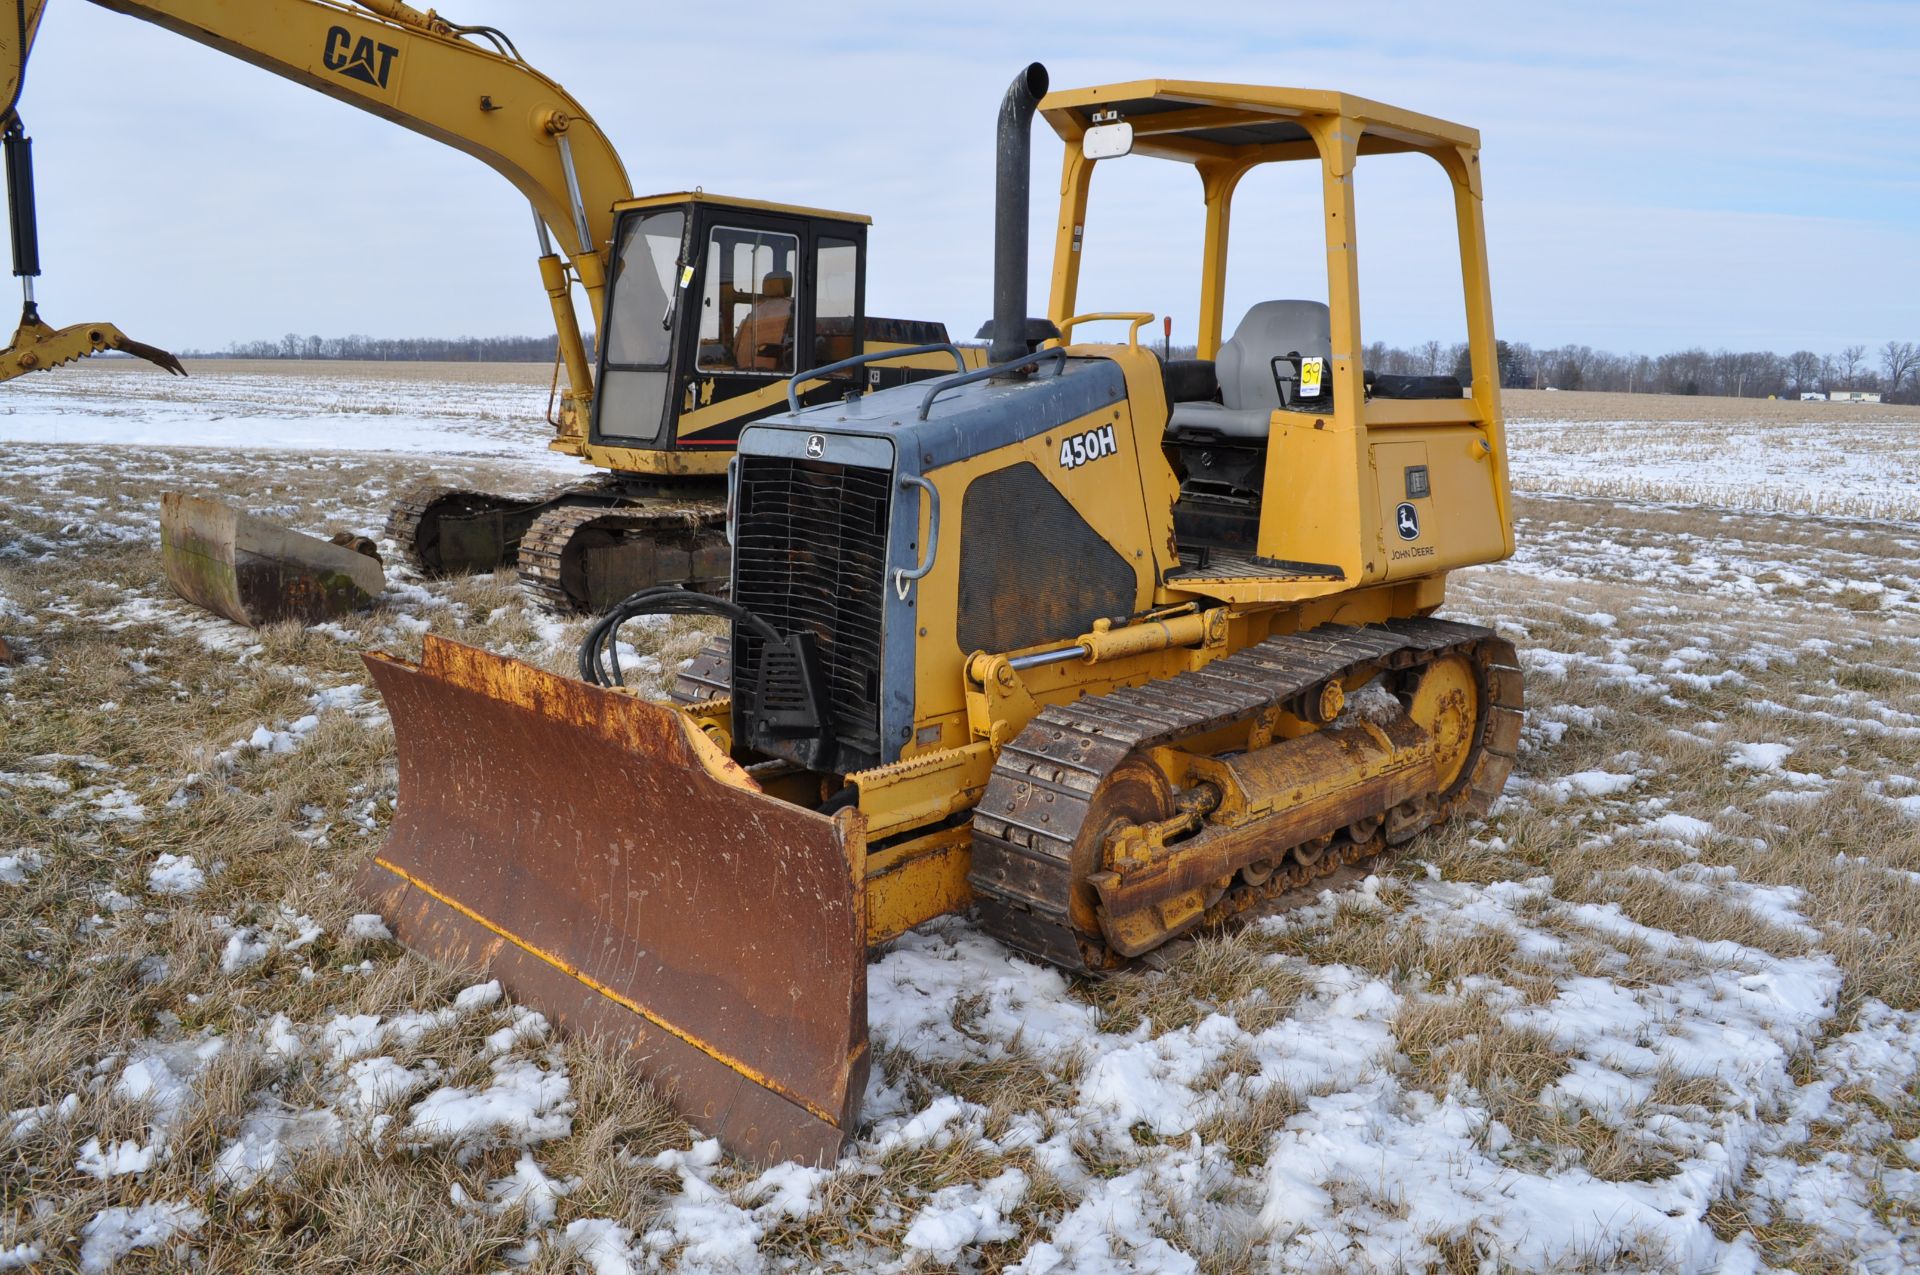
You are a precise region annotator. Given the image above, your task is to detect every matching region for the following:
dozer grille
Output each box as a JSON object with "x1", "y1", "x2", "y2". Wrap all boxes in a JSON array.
[{"x1": 733, "y1": 456, "x2": 891, "y2": 772}]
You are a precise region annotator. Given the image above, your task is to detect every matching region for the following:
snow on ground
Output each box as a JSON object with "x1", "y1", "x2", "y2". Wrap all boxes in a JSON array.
[
  {"x1": 0, "y1": 361, "x2": 582, "y2": 468},
  {"x1": 2, "y1": 368, "x2": 1918, "y2": 1270},
  {"x1": 1503, "y1": 396, "x2": 1920, "y2": 520}
]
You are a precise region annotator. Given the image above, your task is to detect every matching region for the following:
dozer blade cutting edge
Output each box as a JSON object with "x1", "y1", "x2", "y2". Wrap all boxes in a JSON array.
[
  {"x1": 161, "y1": 492, "x2": 384, "y2": 628},
  {"x1": 357, "y1": 635, "x2": 869, "y2": 1166}
]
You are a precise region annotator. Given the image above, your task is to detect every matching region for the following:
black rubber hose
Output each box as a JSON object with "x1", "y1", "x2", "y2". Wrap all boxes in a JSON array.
[{"x1": 578, "y1": 587, "x2": 778, "y2": 689}]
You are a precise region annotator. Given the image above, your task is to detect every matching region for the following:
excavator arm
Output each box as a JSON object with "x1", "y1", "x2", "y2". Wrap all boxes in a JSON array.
[
  {"x1": 2, "y1": 0, "x2": 629, "y2": 413},
  {"x1": 1, "y1": 0, "x2": 187, "y2": 376}
]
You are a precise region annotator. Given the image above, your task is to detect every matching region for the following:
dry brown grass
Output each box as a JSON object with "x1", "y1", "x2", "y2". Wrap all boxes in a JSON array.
[
  {"x1": 5, "y1": 366, "x2": 1920, "y2": 1267},
  {"x1": 1088, "y1": 930, "x2": 1314, "y2": 1037}
]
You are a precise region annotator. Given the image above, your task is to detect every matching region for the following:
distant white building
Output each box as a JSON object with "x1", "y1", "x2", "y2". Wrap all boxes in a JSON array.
[
  {"x1": 1829, "y1": 390, "x2": 1882, "y2": 403},
  {"x1": 1800, "y1": 392, "x2": 1827, "y2": 401}
]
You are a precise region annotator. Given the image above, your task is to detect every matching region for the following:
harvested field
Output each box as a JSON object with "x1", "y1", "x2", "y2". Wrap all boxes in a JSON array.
[
  {"x1": 2, "y1": 365, "x2": 1917, "y2": 1272},
  {"x1": 1503, "y1": 389, "x2": 1920, "y2": 519}
]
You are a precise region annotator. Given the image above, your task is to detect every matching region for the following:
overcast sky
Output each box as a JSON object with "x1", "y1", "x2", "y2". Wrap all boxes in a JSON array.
[{"x1": 15, "y1": 1, "x2": 1918, "y2": 356}]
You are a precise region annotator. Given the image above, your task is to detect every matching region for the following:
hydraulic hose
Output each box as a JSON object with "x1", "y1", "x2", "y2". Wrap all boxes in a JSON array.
[{"x1": 578, "y1": 586, "x2": 776, "y2": 689}]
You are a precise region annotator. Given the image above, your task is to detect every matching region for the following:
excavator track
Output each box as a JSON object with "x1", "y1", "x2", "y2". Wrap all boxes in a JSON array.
[
  {"x1": 969, "y1": 618, "x2": 1522, "y2": 973},
  {"x1": 385, "y1": 476, "x2": 727, "y2": 611},
  {"x1": 515, "y1": 500, "x2": 727, "y2": 611},
  {"x1": 383, "y1": 479, "x2": 592, "y2": 575}
]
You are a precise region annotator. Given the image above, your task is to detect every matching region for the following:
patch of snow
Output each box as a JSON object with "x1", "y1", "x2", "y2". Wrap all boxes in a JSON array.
[
  {"x1": 145, "y1": 853, "x2": 204, "y2": 896},
  {"x1": 486, "y1": 1152, "x2": 577, "y2": 1227},
  {"x1": 343, "y1": 1057, "x2": 423, "y2": 1113},
  {"x1": 0, "y1": 849, "x2": 43, "y2": 885},
  {"x1": 77, "y1": 1203, "x2": 204, "y2": 1274},
  {"x1": 1547, "y1": 769, "x2": 1638, "y2": 801},
  {"x1": 555, "y1": 1219, "x2": 639, "y2": 1275},
  {"x1": 1648, "y1": 813, "x2": 1715, "y2": 843},
  {"x1": 344, "y1": 913, "x2": 392, "y2": 941},
  {"x1": 903, "y1": 1167, "x2": 1029, "y2": 1261},
  {"x1": 75, "y1": 1137, "x2": 160, "y2": 1179},
  {"x1": 407, "y1": 1057, "x2": 572, "y2": 1157},
  {"x1": 220, "y1": 929, "x2": 271, "y2": 973},
  {"x1": 1730, "y1": 741, "x2": 1793, "y2": 771}
]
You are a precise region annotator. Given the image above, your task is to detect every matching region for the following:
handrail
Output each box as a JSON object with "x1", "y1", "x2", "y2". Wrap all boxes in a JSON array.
[
  {"x1": 1053, "y1": 312, "x2": 1155, "y2": 347},
  {"x1": 785, "y1": 342, "x2": 968, "y2": 413},
  {"x1": 893, "y1": 475, "x2": 940, "y2": 599},
  {"x1": 916, "y1": 347, "x2": 1067, "y2": 420}
]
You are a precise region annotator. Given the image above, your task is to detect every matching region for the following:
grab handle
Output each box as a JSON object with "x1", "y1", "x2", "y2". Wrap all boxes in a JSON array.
[{"x1": 894, "y1": 475, "x2": 939, "y2": 599}]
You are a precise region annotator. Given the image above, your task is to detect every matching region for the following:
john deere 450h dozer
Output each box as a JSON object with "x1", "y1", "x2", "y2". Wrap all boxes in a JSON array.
[{"x1": 361, "y1": 65, "x2": 1524, "y2": 1165}]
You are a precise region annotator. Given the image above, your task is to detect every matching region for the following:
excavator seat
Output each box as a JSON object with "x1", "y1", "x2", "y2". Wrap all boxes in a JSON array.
[
  {"x1": 735, "y1": 271, "x2": 795, "y2": 371},
  {"x1": 1166, "y1": 299, "x2": 1330, "y2": 439}
]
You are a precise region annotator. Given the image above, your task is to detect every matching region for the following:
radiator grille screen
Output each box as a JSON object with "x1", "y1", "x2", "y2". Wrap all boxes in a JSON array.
[{"x1": 733, "y1": 456, "x2": 891, "y2": 770}]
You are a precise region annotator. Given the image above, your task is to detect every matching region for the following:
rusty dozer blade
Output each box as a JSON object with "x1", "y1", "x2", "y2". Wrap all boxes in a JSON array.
[
  {"x1": 357, "y1": 636, "x2": 869, "y2": 1166},
  {"x1": 1, "y1": 308, "x2": 186, "y2": 379},
  {"x1": 160, "y1": 491, "x2": 384, "y2": 628}
]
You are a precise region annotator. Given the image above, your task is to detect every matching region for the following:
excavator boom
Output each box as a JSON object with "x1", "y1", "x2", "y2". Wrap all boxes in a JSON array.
[{"x1": 2, "y1": 0, "x2": 648, "y2": 621}]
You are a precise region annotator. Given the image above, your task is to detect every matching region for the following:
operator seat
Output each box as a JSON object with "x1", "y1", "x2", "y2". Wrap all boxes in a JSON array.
[
  {"x1": 734, "y1": 271, "x2": 795, "y2": 372},
  {"x1": 1167, "y1": 300, "x2": 1331, "y2": 439}
]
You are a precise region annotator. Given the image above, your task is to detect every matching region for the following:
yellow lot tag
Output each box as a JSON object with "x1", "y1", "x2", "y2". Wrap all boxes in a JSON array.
[{"x1": 1299, "y1": 357, "x2": 1324, "y2": 399}]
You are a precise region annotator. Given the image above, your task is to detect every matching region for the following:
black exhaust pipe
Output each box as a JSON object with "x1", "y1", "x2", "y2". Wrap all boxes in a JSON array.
[{"x1": 988, "y1": 62, "x2": 1049, "y2": 369}]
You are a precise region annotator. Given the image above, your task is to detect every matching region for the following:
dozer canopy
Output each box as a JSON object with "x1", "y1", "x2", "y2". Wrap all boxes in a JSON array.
[{"x1": 358, "y1": 636, "x2": 870, "y2": 1165}]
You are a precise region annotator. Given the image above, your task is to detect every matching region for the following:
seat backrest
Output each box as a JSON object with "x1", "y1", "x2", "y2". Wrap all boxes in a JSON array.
[{"x1": 1216, "y1": 300, "x2": 1332, "y2": 411}]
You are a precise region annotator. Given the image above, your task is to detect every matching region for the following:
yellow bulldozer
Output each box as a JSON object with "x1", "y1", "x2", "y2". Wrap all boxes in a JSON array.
[
  {"x1": 365, "y1": 64, "x2": 1525, "y2": 1165},
  {"x1": 2, "y1": 0, "x2": 970, "y2": 619}
]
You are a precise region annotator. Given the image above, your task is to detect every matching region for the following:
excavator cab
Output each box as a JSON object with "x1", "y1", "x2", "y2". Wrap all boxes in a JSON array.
[
  {"x1": 364, "y1": 66, "x2": 1523, "y2": 1167},
  {"x1": 581, "y1": 192, "x2": 955, "y2": 475},
  {"x1": 393, "y1": 191, "x2": 972, "y2": 609}
]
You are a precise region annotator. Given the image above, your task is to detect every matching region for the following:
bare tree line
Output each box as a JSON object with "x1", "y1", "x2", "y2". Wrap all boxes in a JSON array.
[
  {"x1": 180, "y1": 333, "x2": 588, "y2": 363},
  {"x1": 191, "y1": 331, "x2": 1920, "y2": 404},
  {"x1": 1362, "y1": 337, "x2": 1920, "y2": 404}
]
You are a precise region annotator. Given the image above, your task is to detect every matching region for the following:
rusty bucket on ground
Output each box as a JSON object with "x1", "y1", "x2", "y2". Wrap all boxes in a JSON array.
[
  {"x1": 356, "y1": 635, "x2": 869, "y2": 1165},
  {"x1": 160, "y1": 492, "x2": 384, "y2": 628}
]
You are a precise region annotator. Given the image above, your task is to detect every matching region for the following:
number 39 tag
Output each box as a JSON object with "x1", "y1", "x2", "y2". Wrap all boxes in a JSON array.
[{"x1": 1298, "y1": 357, "x2": 1324, "y2": 399}]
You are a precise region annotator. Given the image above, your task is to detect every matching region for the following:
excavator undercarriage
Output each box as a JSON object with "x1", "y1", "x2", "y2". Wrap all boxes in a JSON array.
[{"x1": 385, "y1": 477, "x2": 729, "y2": 609}]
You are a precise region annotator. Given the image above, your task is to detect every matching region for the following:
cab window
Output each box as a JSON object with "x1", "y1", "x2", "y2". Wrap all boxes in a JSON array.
[
  {"x1": 603, "y1": 209, "x2": 684, "y2": 368},
  {"x1": 697, "y1": 226, "x2": 800, "y2": 375},
  {"x1": 813, "y1": 237, "x2": 858, "y2": 367}
]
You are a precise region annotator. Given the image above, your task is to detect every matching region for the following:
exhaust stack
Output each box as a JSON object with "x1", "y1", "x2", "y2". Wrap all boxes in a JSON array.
[{"x1": 988, "y1": 62, "x2": 1049, "y2": 369}]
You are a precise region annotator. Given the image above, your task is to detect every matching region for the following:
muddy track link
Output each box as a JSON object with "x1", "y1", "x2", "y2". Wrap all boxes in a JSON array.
[
  {"x1": 968, "y1": 618, "x2": 1522, "y2": 973},
  {"x1": 515, "y1": 500, "x2": 728, "y2": 611},
  {"x1": 383, "y1": 481, "x2": 468, "y2": 572},
  {"x1": 383, "y1": 477, "x2": 608, "y2": 574}
]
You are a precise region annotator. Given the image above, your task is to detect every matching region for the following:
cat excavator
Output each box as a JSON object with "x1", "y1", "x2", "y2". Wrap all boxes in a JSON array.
[
  {"x1": 362, "y1": 65, "x2": 1525, "y2": 1166},
  {"x1": 2, "y1": 0, "x2": 966, "y2": 613}
]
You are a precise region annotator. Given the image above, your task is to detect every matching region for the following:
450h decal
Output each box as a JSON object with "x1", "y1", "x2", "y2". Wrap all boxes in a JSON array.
[
  {"x1": 1058, "y1": 423, "x2": 1118, "y2": 470},
  {"x1": 322, "y1": 25, "x2": 400, "y2": 90}
]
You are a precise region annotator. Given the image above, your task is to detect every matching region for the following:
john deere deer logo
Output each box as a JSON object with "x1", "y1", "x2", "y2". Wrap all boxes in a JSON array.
[
  {"x1": 322, "y1": 26, "x2": 399, "y2": 89},
  {"x1": 1395, "y1": 502, "x2": 1421, "y2": 541}
]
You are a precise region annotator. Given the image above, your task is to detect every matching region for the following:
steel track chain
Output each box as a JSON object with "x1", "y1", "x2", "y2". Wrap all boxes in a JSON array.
[
  {"x1": 515, "y1": 500, "x2": 728, "y2": 610},
  {"x1": 383, "y1": 476, "x2": 616, "y2": 574},
  {"x1": 968, "y1": 618, "x2": 1523, "y2": 973}
]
